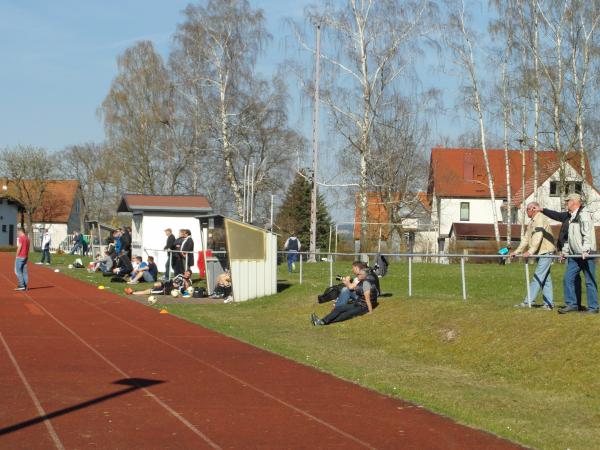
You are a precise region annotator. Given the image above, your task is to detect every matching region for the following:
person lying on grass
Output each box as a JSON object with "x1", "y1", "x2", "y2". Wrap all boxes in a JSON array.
[
  {"x1": 132, "y1": 270, "x2": 193, "y2": 296},
  {"x1": 311, "y1": 268, "x2": 377, "y2": 326}
]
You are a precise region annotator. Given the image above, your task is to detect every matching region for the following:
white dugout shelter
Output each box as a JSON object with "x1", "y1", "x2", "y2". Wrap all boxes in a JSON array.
[
  {"x1": 197, "y1": 215, "x2": 277, "y2": 302},
  {"x1": 118, "y1": 194, "x2": 212, "y2": 274}
]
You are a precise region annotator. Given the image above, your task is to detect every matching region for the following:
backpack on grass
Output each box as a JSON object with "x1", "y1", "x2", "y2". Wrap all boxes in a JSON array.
[{"x1": 317, "y1": 284, "x2": 344, "y2": 304}]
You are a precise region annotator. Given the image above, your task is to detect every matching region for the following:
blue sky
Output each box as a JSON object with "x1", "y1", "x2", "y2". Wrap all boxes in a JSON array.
[{"x1": 0, "y1": 0, "x2": 311, "y2": 151}]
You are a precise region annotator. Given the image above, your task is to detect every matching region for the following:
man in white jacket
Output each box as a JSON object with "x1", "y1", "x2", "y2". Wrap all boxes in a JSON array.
[
  {"x1": 558, "y1": 194, "x2": 598, "y2": 314},
  {"x1": 39, "y1": 229, "x2": 51, "y2": 265}
]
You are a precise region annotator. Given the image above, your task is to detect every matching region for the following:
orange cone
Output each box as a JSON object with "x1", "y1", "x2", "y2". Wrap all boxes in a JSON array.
[{"x1": 159, "y1": 309, "x2": 169, "y2": 314}]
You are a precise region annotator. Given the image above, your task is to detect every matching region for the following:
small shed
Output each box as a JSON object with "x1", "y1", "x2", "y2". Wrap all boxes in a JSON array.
[
  {"x1": 197, "y1": 215, "x2": 277, "y2": 302},
  {"x1": 118, "y1": 194, "x2": 213, "y2": 273},
  {"x1": 0, "y1": 195, "x2": 22, "y2": 246}
]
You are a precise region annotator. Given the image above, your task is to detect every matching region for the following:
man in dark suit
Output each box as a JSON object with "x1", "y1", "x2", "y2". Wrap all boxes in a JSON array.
[
  {"x1": 163, "y1": 228, "x2": 176, "y2": 280},
  {"x1": 172, "y1": 230, "x2": 185, "y2": 276},
  {"x1": 120, "y1": 227, "x2": 132, "y2": 260},
  {"x1": 181, "y1": 229, "x2": 195, "y2": 272}
]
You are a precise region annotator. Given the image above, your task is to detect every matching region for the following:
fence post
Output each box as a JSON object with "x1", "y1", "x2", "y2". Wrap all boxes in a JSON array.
[
  {"x1": 408, "y1": 256, "x2": 412, "y2": 297},
  {"x1": 299, "y1": 253, "x2": 303, "y2": 285},
  {"x1": 329, "y1": 253, "x2": 333, "y2": 287},
  {"x1": 460, "y1": 257, "x2": 467, "y2": 300},
  {"x1": 525, "y1": 261, "x2": 531, "y2": 307}
]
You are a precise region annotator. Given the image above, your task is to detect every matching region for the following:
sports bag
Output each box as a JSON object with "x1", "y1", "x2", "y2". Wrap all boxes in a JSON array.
[{"x1": 317, "y1": 284, "x2": 344, "y2": 304}]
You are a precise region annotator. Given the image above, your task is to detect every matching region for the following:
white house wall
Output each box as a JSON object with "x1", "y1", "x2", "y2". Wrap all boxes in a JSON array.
[
  {"x1": 521, "y1": 166, "x2": 600, "y2": 225},
  {"x1": 0, "y1": 200, "x2": 18, "y2": 246},
  {"x1": 33, "y1": 223, "x2": 68, "y2": 251},
  {"x1": 437, "y1": 197, "x2": 503, "y2": 237},
  {"x1": 137, "y1": 213, "x2": 206, "y2": 274}
]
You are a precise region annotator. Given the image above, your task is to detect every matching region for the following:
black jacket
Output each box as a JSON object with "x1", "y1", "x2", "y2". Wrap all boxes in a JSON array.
[
  {"x1": 181, "y1": 237, "x2": 195, "y2": 268},
  {"x1": 164, "y1": 234, "x2": 175, "y2": 251},
  {"x1": 116, "y1": 254, "x2": 133, "y2": 273},
  {"x1": 542, "y1": 208, "x2": 572, "y2": 251}
]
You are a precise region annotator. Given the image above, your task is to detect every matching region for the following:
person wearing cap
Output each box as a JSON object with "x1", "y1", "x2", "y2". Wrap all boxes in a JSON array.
[
  {"x1": 510, "y1": 202, "x2": 556, "y2": 309},
  {"x1": 558, "y1": 193, "x2": 598, "y2": 314}
]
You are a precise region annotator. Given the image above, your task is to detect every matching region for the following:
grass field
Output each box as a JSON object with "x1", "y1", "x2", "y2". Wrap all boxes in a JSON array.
[{"x1": 34, "y1": 252, "x2": 600, "y2": 449}]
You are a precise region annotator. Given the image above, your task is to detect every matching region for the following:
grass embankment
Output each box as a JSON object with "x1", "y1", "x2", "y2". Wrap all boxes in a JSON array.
[{"x1": 39, "y1": 253, "x2": 600, "y2": 449}]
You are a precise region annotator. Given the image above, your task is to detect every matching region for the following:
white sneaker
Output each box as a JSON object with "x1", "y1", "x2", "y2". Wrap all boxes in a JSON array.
[
  {"x1": 35, "y1": 262, "x2": 43, "y2": 265},
  {"x1": 224, "y1": 296, "x2": 234, "y2": 303}
]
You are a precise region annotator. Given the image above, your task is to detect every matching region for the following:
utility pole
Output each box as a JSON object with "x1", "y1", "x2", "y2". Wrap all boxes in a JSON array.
[{"x1": 309, "y1": 22, "x2": 321, "y2": 263}]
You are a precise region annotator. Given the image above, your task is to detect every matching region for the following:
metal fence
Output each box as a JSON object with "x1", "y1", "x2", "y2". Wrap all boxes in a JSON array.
[{"x1": 278, "y1": 250, "x2": 596, "y2": 307}]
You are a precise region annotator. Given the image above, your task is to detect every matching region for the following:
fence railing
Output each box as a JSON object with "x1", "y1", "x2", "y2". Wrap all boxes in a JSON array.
[{"x1": 278, "y1": 250, "x2": 595, "y2": 306}]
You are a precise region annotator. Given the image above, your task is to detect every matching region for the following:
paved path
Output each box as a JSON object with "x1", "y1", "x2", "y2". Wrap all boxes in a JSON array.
[{"x1": 0, "y1": 254, "x2": 523, "y2": 449}]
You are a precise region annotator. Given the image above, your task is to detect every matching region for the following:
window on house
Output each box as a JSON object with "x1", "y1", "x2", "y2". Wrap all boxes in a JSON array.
[
  {"x1": 566, "y1": 182, "x2": 582, "y2": 195},
  {"x1": 511, "y1": 207, "x2": 519, "y2": 224},
  {"x1": 1, "y1": 225, "x2": 6, "y2": 233},
  {"x1": 550, "y1": 181, "x2": 583, "y2": 196},
  {"x1": 460, "y1": 202, "x2": 470, "y2": 221}
]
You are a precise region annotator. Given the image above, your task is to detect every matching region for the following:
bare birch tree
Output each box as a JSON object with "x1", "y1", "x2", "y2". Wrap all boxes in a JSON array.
[
  {"x1": 294, "y1": 0, "x2": 434, "y2": 251},
  {"x1": 171, "y1": 0, "x2": 270, "y2": 217},
  {"x1": 445, "y1": 0, "x2": 501, "y2": 244}
]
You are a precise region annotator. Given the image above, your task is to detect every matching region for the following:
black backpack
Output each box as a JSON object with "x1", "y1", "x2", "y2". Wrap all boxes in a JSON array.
[
  {"x1": 317, "y1": 284, "x2": 344, "y2": 304},
  {"x1": 373, "y1": 254, "x2": 389, "y2": 277},
  {"x1": 193, "y1": 287, "x2": 206, "y2": 298}
]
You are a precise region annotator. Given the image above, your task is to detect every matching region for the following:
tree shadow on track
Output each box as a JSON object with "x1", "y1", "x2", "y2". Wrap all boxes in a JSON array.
[{"x1": 0, "y1": 378, "x2": 164, "y2": 436}]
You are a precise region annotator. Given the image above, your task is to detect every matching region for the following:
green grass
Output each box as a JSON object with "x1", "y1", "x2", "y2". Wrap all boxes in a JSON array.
[{"x1": 41, "y1": 252, "x2": 600, "y2": 449}]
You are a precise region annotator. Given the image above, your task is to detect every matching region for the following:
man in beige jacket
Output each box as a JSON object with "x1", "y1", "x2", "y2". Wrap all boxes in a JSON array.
[{"x1": 510, "y1": 202, "x2": 556, "y2": 309}]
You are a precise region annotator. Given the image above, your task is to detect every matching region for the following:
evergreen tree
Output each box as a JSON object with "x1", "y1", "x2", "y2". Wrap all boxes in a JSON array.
[{"x1": 275, "y1": 172, "x2": 333, "y2": 251}]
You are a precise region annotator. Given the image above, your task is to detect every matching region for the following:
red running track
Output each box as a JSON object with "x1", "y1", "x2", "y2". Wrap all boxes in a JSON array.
[{"x1": 0, "y1": 254, "x2": 523, "y2": 449}]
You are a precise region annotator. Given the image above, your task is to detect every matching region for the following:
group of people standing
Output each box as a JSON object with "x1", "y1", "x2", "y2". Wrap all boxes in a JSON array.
[
  {"x1": 510, "y1": 193, "x2": 598, "y2": 314},
  {"x1": 163, "y1": 228, "x2": 195, "y2": 279}
]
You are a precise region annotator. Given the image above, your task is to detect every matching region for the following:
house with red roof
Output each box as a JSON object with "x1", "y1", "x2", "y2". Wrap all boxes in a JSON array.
[
  {"x1": 428, "y1": 147, "x2": 600, "y2": 251},
  {"x1": 1, "y1": 179, "x2": 85, "y2": 250},
  {"x1": 117, "y1": 194, "x2": 213, "y2": 273}
]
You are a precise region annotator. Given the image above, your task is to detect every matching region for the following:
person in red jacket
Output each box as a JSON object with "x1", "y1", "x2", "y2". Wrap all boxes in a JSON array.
[{"x1": 15, "y1": 227, "x2": 30, "y2": 291}]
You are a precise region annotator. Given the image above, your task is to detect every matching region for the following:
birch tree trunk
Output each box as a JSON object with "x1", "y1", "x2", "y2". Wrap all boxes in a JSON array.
[{"x1": 451, "y1": 1, "x2": 501, "y2": 244}]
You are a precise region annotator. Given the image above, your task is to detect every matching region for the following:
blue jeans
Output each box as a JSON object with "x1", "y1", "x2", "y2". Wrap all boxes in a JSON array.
[
  {"x1": 335, "y1": 287, "x2": 357, "y2": 306},
  {"x1": 287, "y1": 251, "x2": 298, "y2": 272},
  {"x1": 15, "y1": 257, "x2": 28, "y2": 288},
  {"x1": 142, "y1": 271, "x2": 155, "y2": 282},
  {"x1": 564, "y1": 258, "x2": 599, "y2": 311},
  {"x1": 70, "y1": 243, "x2": 82, "y2": 255},
  {"x1": 41, "y1": 248, "x2": 51, "y2": 263},
  {"x1": 525, "y1": 256, "x2": 553, "y2": 306}
]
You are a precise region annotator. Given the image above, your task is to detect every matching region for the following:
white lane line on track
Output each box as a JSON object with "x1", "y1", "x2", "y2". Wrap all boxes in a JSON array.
[
  {"x1": 0, "y1": 271, "x2": 221, "y2": 450},
  {"x1": 33, "y1": 268, "x2": 376, "y2": 449},
  {"x1": 0, "y1": 332, "x2": 65, "y2": 450}
]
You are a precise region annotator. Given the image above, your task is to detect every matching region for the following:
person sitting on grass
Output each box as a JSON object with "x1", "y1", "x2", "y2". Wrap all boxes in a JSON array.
[
  {"x1": 127, "y1": 256, "x2": 158, "y2": 284},
  {"x1": 132, "y1": 270, "x2": 192, "y2": 296},
  {"x1": 334, "y1": 261, "x2": 368, "y2": 306},
  {"x1": 311, "y1": 268, "x2": 376, "y2": 326},
  {"x1": 90, "y1": 250, "x2": 113, "y2": 274},
  {"x1": 111, "y1": 251, "x2": 133, "y2": 278}
]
